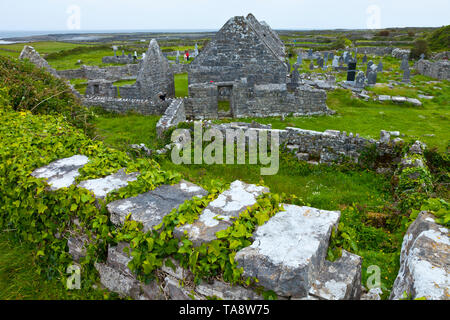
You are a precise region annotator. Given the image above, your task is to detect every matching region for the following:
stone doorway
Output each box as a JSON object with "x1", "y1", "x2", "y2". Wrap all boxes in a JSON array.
[{"x1": 218, "y1": 85, "x2": 233, "y2": 118}]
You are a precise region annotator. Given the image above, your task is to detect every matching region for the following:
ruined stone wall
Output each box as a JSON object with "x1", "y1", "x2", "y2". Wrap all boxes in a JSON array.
[
  {"x1": 184, "y1": 83, "x2": 218, "y2": 119},
  {"x1": 82, "y1": 97, "x2": 170, "y2": 115},
  {"x1": 189, "y1": 16, "x2": 287, "y2": 85},
  {"x1": 102, "y1": 56, "x2": 135, "y2": 64},
  {"x1": 156, "y1": 99, "x2": 186, "y2": 138},
  {"x1": 57, "y1": 64, "x2": 140, "y2": 81},
  {"x1": 185, "y1": 82, "x2": 329, "y2": 119},
  {"x1": 170, "y1": 63, "x2": 190, "y2": 75},
  {"x1": 208, "y1": 123, "x2": 400, "y2": 164},
  {"x1": 85, "y1": 80, "x2": 118, "y2": 98},
  {"x1": 414, "y1": 59, "x2": 450, "y2": 80}
]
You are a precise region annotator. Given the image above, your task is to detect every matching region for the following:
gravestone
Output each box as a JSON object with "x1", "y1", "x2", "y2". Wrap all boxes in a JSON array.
[
  {"x1": 362, "y1": 54, "x2": 367, "y2": 64},
  {"x1": 355, "y1": 71, "x2": 366, "y2": 88},
  {"x1": 297, "y1": 54, "x2": 302, "y2": 65},
  {"x1": 329, "y1": 52, "x2": 334, "y2": 61},
  {"x1": 338, "y1": 55, "x2": 344, "y2": 65},
  {"x1": 377, "y1": 61, "x2": 383, "y2": 72},
  {"x1": 286, "y1": 60, "x2": 291, "y2": 73},
  {"x1": 323, "y1": 52, "x2": 328, "y2": 60},
  {"x1": 367, "y1": 70, "x2": 377, "y2": 85},
  {"x1": 317, "y1": 57, "x2": 324, "y2": 69},
  {"x1": 308, "y1": 49, "x2": 313, "y2": 59},
  {"x1": 112, "y1": 46, "x2": 118, "y2": 57},
  {"x1": 176, "y1": 51, "x2": 180, "y2": 64},
  {"x1": 402, "y1": 67, "x2": 411, "y2": 83},
  {"x1": 122, "y1": 50, "x2": 125, "y2": 57},
  {"x1": 194, "y1": 43, "x2": 199, "y2": 57},
  {"x1": 344, "y1": 51, "x2": 350, "y2": 64},
  {"x1": 366, "y1": 60, "x2": 374, "y2": 78},
  {"x1": 400, "y1": 56, "x2": 409, "y2": 71},
  {"x1": 346, "y1": 61, "x2": 357, "y2": 81},
  {"x1": 420, "y1": 53, "x2": 425, "y2": 60},
  {"x1": 309, "y1": 61, "x2": 314, "y2": 70},
  {"x1": 332, "y1": 56, "x2": 339, "y2": 69}
]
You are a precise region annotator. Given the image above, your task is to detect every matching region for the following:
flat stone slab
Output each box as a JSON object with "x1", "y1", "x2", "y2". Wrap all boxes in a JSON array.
[
  {"x1": 107, "y1": 180, "x2": 207, "y2": 231},
  {"x1": 378, "y1": 95, "x2": 391, "y2": 102},
  {"x1": 309, "y1": 250, "x2": 362, "y2": 300},
  {"x1": 235, "y1": 204, "x2": 340, "y2": 298},
  {"x1": 390, "y1": 212, "x2": 450, "y2": 300},
  {"x1": 406, "y1": 98, "x2": 422, "y2": 107},
  {"x1": 392, "y1": 96, "x2": 407, "y2": 103},
  {"x1": 31, "y1": 155, "x2": 89, "y2": 190},
  {"x1": 78, "y1": 168, "x2": 140, "y2": 199},
  {"x1": 174, "y1": 180, "x2": 269, "y2": 246}
]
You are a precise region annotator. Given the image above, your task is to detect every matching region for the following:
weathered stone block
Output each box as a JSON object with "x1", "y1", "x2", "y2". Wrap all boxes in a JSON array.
[
  {"x1": 31, "y1": 155, "x2": 89, "y2": 190},
  {"x1": 107, "y1": 180, "x2": 207, "y2": 231},
  {"x1": 174, "y1": 180, "x2": 269, "y2": 246},
  {"x1": 235, "y1": 204, "x2": 340, "y2": 298}
]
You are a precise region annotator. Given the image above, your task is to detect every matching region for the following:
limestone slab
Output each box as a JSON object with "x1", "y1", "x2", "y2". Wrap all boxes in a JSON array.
[
  {"x1": 31, "y1": 155, "x2": 89, "y2": 190},
  {"x1": 390, "y1": 212, "x2": 450, "y2": 300},
  {"x1": 78, "y1": 168, "x2": 140, "y2": 199},
  {"x1": 235, "y1": 204, "x2": 340, "y2": 298},
  {"x1": 174, "y1": 180, "x2": 269, "y2": 246},
  {"x1": 107, "y1": 180, "x2": 207, "y2": 231},
  {"x1": 308, "y1": 250, "x2": 362, "y2": 300}
]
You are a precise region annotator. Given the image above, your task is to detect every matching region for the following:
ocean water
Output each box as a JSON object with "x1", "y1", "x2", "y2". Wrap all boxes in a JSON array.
[{"x1": 0, "y1": 29, "x2": 217, "y2": 42}]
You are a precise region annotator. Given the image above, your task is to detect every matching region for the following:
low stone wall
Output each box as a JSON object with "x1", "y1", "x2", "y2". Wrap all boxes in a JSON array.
[
  {"x1": 414, "y1": 59, "x2": 450, "y2": 81},
  {"x1": 432, "y1": 51, "x2": 450, "y2": 60},
  {"x1": 82, "y1": 96, "x2": 170, "y2": 115},
  {"x1": 169, "y1": 63, "x2": 190, "y2": 74},
  {"x1": 207, "y1": 122, "x2": 401, "y2": 164},
  {"x1": 102, "y1": 56, "x2": 135, "y2": 64},
  {"x1": 356, "y1": 46, "x2": 394, "y2": 56},
  {"x1": 156, "y1": 99, "x2": 186, "y2": 138},
  {"x1": 57, "y1": 64, "x2": 140, "y2": 81},
  {"x1": 392, "y1": 48, "x2": 411, "y2": 59}
]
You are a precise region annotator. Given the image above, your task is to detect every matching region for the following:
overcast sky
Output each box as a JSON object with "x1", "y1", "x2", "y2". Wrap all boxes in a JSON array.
[{"x1": 0, "y1": 0, "x2": 449, "y2": 31}]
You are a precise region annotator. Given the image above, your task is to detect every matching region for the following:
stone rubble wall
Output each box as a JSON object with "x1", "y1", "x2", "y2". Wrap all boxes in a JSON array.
[
  {"x1": 82, "y1": 96, "x2": 170, "y2": 115},
  {"x1": 156, "y1": 99, "x2": 186, "y2": 138},
  {"x1": 392, "y1": 48, "x2": 411, "y2": 59},
  {"x1": 356, "y1": 46, "x2": 394, "y2": 56},
  {"x1": 102, "y1": 55, "x2": 135, "y2": 64},
  {"x1": 414, "y1": 59, "x2": 450, "y2": 81},
  {"x1": 57, "y1": 64, "x2": 140, "y2": 81},
  {"x1": 207, "y1": 122, "x2": 401, "y2": 164}
]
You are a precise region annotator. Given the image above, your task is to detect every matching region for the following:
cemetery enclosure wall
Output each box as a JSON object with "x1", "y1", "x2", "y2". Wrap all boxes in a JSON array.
[
  {"x1": 82, "y1": 97, "x2": 170, "y2": 115},
  {"x1": 57, "y1": 64, "x2": 140, "y2": 81}
]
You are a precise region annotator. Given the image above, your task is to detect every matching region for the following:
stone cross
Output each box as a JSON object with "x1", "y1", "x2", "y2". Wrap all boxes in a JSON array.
[
  {"x1": 420, "y1": 53, "x2": 425, "y2": 60},
  {"x1": 112, "y1": 46, "x2": 118, "y2": 57},
  {"x1": 402, "y1": 67, "x2": 411, "y2": 83},
  {"x1": 400, "y1": 56, "x2": 409, "y2": 71}
]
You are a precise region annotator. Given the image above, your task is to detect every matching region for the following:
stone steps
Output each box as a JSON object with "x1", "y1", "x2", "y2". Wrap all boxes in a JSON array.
[{"x1": 30, "y1": 157, "x2": 364, "y2": 300}]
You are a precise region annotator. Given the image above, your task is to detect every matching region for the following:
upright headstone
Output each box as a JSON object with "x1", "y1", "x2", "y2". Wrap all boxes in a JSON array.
[
  {"x1": 176, "y1": 50, "x2": 180, "y2": 64},
  {"x1": 329, "y1": 52, "x2": 334, "y2": 61},
  {"x1": 323, "y1": 52, "x2": 329, "y2": 60},
  {"x1": 355, "y1": 71, "x2": 366, "y2": 88},
  {"x1": 400, "y1": 56, "x2": 409, "y2": 71},
  {"x1": 339, "y1": 55, "x2": 344, "y2": 67},
  {"x1": 122, "y1": 50, "x2": 125, "y2": 57},
  {"x1": 419, "y1": 53, "x2": 425, "y2": 60},
  {"x1": 367, "y1": 70, "x2": 377, "y2": 85},
  {"x1": 112, "y1": 46, "x2": 118, "y2": 57},
  {"x1": 309, "y1": 61, "x2": 314, "y2": 70},
  {"x1": 194, "y1": 43, "x2": 199, "y2": 57},
  {"x1": 347, "y1": 61, "x2": 357, "y2": 81},
  {"x1": 366, "y1": 60, "x2": 374, "y2": 78},
  {"x1": 332, "y1": 56, "x2": 339, "y2": 69},
  {"x1": 317, "y1": 57, "x2": 324, "y2": 69},
  {"x1": 308, "y1": 49, "x2": 313, "y2": 59},
  {"x1": 402, "y1": 67, "x2": 411, "y2": 83},
  {"x1": 377, "y1": 60, "x2": 383, "y2": 72},
  {"x1": 297, "y1": 54, "x2": 302, "y2": 65},
  {"x1": 362, "y1": 54, "x2": 368, "y2": 64}
]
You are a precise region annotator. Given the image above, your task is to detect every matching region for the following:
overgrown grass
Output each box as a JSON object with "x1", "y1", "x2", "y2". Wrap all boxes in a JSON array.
[
  {"x1": 0, "y1": 233, "x2": 111, "y2": 300},
  {"x1": 215, "y1": 89, "x2": 450, "y2": 152},
  {"x1": 175, "y1": 73, "x2": 188, "y2": 97}
]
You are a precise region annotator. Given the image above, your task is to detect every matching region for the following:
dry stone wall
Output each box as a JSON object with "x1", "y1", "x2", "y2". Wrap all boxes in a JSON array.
[
  {"x1": 414, "y1": 60, "x2": 450, "y2": 81},
  {"x1": 57, "y1": 64, "x2": 140, "y2": 81}
]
